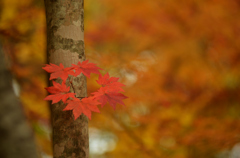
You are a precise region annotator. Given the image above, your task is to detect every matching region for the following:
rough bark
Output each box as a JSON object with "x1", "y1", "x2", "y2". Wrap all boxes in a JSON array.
[
  {"x1": 44, "y1": 0, "x2": 89, "y2": 157},
  {"x1": 0, "y1": 45, "x2": 39, "y2": 157}
]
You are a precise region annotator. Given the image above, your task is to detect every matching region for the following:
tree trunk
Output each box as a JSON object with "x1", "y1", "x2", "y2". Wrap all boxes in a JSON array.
[
  {"x1": 0, "y1": 45, "x2": 39, "y2": 158},
  {"x1": 44, "y1": 0, "x2": 89, "y2": 157}
]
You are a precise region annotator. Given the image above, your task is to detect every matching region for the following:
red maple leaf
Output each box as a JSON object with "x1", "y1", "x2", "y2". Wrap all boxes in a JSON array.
[
  {"x1": 44, "y1": 81, "x2": 75, "y2": 104},
  {"x1": 71, "y1": 60, "x2": 102, "y2": 78},
  {"x1": 92, "y1": 89, "x2": 128, "y2": 109},
  {"x1": 63, "y1": 97, "x2": 100, "y2": 120},
  {"x1": 42, "y1": 63, "x2": 74, "y2": 81},
  {"x1": 96, "y1": 73, "x2": 125, "y2": 92}
]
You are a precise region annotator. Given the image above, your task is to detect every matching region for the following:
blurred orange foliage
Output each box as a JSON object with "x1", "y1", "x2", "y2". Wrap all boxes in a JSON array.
[
  {"x1": 1, "y1": 0, "x2": 240, "y2": 157},
  {"x1": 85, "y1": 0, "x2": 240, "y2": 157}
]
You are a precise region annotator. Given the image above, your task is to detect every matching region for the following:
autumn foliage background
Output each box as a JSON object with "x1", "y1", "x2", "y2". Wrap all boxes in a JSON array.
[{"x1": 1, "y1": 0, "x2": 240, "y2": 158}]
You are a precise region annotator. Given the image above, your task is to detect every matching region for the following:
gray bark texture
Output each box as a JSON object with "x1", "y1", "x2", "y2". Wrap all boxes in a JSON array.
[
  {"x1": 0, "y1": 46, "x2": 39, "y2": 157},
  {"x1": 44, "y1": 0, "x2": 89, "y2": 157}
]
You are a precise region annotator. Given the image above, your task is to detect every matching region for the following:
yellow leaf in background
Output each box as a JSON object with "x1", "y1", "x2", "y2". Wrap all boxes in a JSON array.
[
  {"x1": 0, "y1": 2, "x2": 16, "y2": 24},
  {"x1": 36, "y1": 134, "x2": 52, "y2": 155},
  {"x1": 20, "y1": 93, "x2": 50, "y2": 119},
  {"x1": 179, "y1": 112, "x2": 194, "y2": 127},
  {"x1": 16, "y1": 20, "x2": 32, "y2": 35},
  {"x1": 33, "y1": 122, "x2": 52, "y2": 156},
  {"x1": 0, "y1": 0, "x2": 32, "y2": 27},
  {"x1": 15, "y1": 43, "x2": 32, "y2": 63}
]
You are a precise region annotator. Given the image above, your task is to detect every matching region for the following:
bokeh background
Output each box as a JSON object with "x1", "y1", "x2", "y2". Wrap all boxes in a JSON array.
[{"x1": 1, "y1": 0, "x2": 240, "y2": 158}]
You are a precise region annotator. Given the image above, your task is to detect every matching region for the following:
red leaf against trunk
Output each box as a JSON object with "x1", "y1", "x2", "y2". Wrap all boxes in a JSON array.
[
  {"x1": 97, "y1": 73, "x2": 125, "y2": 92},
  {"x1": 42, "y1": 63, "x2": 74, "y2": 81},
  {"x1": 43, "y1": 62, "x2": 128, "y2": 120},
  {"x1": 63, "y1": 97, "x2": 100, "y2": 120},
  {"x1": 92, "y1": 89, "x2": 128, "y2": 109},
  {"x1": 44, "y1": 81, "x2": 75, "y2": 104},
  {"x1": 72, "y1": 60, "x2": 102, "y2": 78}
]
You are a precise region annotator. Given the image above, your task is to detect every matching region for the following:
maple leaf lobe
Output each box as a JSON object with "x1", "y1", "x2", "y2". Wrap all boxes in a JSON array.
[
  {"x1": 63, "y1": 97, "x2": 100, "y2": 120},
  {"x1": 72, "y1": 60, "x2": 102, "y2": 78}
]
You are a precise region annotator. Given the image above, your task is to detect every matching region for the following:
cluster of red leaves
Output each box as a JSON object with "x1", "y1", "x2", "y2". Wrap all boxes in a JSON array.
[{"x1": 42, "y1": 60, "x2": 128, "y2": 120}]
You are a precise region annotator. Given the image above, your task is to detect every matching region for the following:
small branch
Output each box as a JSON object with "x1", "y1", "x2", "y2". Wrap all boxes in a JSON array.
[{"x1": 107, "y1": 112, "x2": 161, "y2": 158}]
